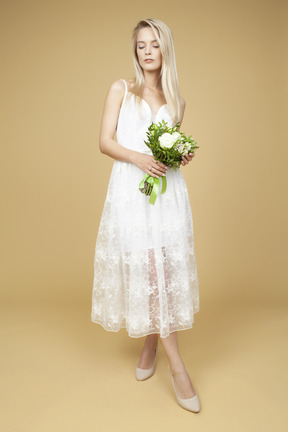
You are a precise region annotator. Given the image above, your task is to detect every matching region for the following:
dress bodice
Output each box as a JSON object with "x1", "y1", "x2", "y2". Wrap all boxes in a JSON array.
[{"x1": 116, "y1": 79, "x2": 175, "y2": 155}]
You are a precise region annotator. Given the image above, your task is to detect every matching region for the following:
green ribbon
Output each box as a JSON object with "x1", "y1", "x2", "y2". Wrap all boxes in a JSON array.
[
  {"x1": 161, "y1": 176, "x2": 167, "y2": 194},
  {"x1": 139, "y1": 174, "x2": 167, "y2": 205}
]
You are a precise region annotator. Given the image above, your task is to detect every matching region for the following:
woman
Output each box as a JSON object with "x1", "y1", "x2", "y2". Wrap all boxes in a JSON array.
[{"x1": 91, "y1": 18, "x2": 200, "y2": 413}]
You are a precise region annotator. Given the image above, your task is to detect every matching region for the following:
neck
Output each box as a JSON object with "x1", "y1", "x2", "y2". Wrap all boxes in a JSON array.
[{"x1": 142, "y1": 70, "x2": 162, "y2": 91}]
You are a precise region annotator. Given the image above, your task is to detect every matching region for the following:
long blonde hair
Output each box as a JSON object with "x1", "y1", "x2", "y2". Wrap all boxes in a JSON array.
[{"x1": 130, "y1": 18, "x2": 181, "y2": 125}]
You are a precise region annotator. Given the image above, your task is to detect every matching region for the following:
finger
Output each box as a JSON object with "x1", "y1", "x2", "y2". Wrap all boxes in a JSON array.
[
  {"x1": 153, "y1": 166, "x2": 167, "y2": 175},
  {"x1": 155, "y1": 164, "x2": 167, "y2": 172},
  {"x1": 147, "y1": 167, "x2": 159, "y2": 178},
  {"x1": 154, "y1": 169, "x2": 166, "y2": 176},
  {"x1": 187, "y1": 154, "x2": 195, "y2": 159},
  {"x1": 153, "y1": 160, "x2": 167, "y2": 170},
  {"x1": 152, "y1": 164, "x2": 167, "y2": 175},
  {"x1": 184, "y1": 154, "x2": 193, "y2": 161},
  {"x1": 182, "y1": 154, "x2": 192, "y2": 163}
]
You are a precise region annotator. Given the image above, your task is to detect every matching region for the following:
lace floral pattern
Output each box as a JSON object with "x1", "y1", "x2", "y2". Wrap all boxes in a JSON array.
[{"x1": 91, "y1": 162, "x2": 199, "y2": 338}]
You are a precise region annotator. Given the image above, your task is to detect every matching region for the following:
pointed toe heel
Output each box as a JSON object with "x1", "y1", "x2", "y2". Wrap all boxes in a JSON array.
[
  {"x1": 170, "y1": 370, "x2": 201, "y2": 413},
  {"x1": 135, "y1": 347, "x2": 158, "y2": 381}
]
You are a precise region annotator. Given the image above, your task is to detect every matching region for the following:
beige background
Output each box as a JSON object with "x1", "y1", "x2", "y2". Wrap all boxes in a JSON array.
[{"x1": 1, "y1": 0, "x2": 287, "y2": 431}]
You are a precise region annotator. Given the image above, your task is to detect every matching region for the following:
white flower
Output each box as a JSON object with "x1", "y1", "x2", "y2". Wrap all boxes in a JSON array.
[
  {"x1": 176, "y1": 143, "x2": 185, "y2": 154},
  {"x1": 184, "y1": 142, "x2": 191, "y2": 151},
  {"x1": 159, "y1": 132, "x2": 180, "y2": 149},
  {"x1": 172, "y1": 131, "x2": 181, "y2": 141},
  {"x1": 176, "y1": 141, "x2": 192, "y2": 155}
]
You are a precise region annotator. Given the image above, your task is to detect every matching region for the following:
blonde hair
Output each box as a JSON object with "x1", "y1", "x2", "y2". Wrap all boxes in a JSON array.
[{"x1": 130, "y1": 18, "x2": 181, "y2": 125}]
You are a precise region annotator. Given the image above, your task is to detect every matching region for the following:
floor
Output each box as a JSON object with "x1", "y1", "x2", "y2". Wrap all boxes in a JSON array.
[{"x1": 1, "y1": 296, "x2": 287, "y2": 432}]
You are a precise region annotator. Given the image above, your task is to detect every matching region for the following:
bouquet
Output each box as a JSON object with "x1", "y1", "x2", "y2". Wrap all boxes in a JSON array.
[{"x1": 139, "y1": 120, "x2": 199, "y2": 205}]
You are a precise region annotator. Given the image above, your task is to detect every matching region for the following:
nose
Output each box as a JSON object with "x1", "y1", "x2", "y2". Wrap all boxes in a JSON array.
[{"x1": 145, "y1": 44, "x2": 151, "y2": 55}]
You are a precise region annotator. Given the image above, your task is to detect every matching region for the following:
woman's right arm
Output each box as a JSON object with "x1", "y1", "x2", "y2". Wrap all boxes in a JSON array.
[{"x1": 98, "y1": 79, "x2": 167, "y2": 178}]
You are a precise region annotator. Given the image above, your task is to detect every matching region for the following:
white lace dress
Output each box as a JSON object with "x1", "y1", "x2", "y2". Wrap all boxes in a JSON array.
[{"x1": 91, "y1": 79, "x2": 199, "y2": 338}]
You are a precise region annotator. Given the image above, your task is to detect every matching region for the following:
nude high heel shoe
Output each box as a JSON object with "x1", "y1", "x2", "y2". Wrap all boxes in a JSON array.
[
  {"x1": 135, "y1": 347, "x2": 158, "y2": 381},
  {"x1": 170, "y1": 370, "x2": 201, "y2": 413}
]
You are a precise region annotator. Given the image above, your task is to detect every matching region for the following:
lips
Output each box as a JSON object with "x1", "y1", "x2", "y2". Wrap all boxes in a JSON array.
[{"x1": 144, "y1": 59, "x2": 154, "y2": 63}]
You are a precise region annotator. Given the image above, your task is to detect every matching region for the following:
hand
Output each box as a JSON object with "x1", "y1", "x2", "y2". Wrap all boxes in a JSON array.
[
  {"x1": 133, "y1": 153, "x2": 168, "y2": 178},
  {"x1": 181, "y1": 153, "x2": 195, "y2": 166}
]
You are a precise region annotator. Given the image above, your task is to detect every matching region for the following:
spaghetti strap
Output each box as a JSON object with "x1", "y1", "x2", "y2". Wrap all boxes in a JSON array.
[{"x1": 121, "y1": 79, "x2": 128, "y2": 99}]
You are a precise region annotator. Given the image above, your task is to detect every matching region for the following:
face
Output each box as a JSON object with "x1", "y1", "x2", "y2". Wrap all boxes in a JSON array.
[{"x1": 136, "y1": 26, "x2": 162, "y2": 72}]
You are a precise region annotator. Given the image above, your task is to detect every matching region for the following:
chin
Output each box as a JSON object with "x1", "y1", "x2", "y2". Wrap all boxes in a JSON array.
[{"x1": 142, "y1": 64, "x2": 161, "y2": 71}]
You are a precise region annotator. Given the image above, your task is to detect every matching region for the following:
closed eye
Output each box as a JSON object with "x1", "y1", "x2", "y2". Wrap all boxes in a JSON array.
[{"x1": 138, "y1": 45, "x2": 159, "y2": 49}]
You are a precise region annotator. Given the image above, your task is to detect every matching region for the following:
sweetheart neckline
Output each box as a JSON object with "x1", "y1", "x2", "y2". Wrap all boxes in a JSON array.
[{"x1": 127, "y1": 91, "x2": 167, "y2": 119}]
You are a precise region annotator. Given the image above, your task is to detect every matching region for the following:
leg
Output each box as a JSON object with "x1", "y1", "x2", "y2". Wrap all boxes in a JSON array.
[
  {"x1": 160, "y1": 331, "x2": 196, "y2": 398},
  {"x1": 137, "y1": 334, "x2": 159, "y2": 369},
  {"x1": 136, "y1": 248, "x2": 159, "y2": 370}
]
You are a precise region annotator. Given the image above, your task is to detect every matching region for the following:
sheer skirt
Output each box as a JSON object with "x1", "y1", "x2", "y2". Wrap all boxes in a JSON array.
[{"x1": 91, "y1": 160, "x2": 199, "y2": 338}]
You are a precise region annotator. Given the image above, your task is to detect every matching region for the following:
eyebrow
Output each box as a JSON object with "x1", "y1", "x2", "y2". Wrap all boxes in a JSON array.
[{"x1": 137, "y1": 39, "x2": 158, "y2": 44}]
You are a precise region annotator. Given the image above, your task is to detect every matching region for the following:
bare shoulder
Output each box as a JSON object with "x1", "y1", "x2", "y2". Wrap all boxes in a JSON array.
[
  {"x1": 108, "y1": 78, "x2": 135, "y2": 99},
  {"x1": 104, "y1": 78, "x2": 128, "y2": 109},
  {"x1": 108, "y1": 79, "x2": 126, "y2": 96}
]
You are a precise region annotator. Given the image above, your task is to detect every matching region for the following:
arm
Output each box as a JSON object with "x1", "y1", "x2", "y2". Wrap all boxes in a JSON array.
[
  {"x1": 179, "y1": 97, "x2": 196, "y2": 167},
  {"x1": 98, "y1": 79, "x2": 167, "y2": 178}
]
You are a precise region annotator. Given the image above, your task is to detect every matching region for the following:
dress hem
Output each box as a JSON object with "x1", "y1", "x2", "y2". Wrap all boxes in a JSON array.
[{"x1": 91, "y1": 310, "x2": 199, "y2": 339}]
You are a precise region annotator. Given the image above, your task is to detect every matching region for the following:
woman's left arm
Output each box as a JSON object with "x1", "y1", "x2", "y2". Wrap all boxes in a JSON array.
[{"x1": 179, "y1": 97, "x2": 196, "y2": 167}]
